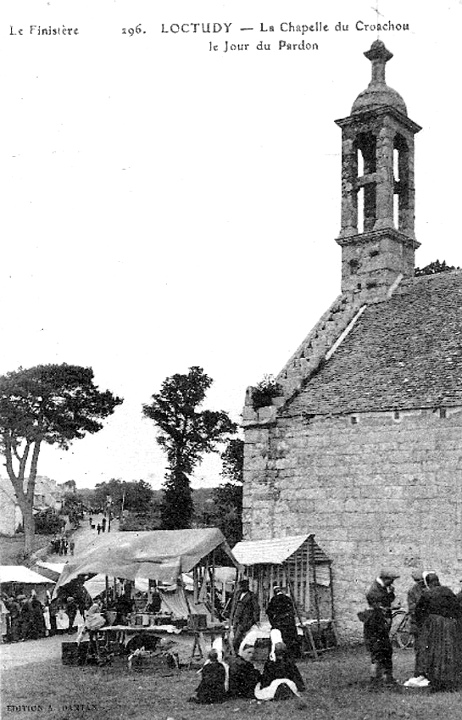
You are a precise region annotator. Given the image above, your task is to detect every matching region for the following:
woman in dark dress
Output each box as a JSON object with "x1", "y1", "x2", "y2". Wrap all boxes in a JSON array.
[
  {"x1": 228, "y1": 645, "x2": 261, "y2": 698},
  {"x1": 266, "y1": 585, "x2": 300, "y2": 658},
  {"x1": 190, "y1": 649, "x2": 227, "y2": 704},
  {"x1": 255, "y1": 641, "x2": 305, "y2": 700},
  {"x1": 27, "y1": 593, "x2": 46, "y2": 640},
  {"x1": 415, "y1": 572, "x2": 462, "y2": 691}
]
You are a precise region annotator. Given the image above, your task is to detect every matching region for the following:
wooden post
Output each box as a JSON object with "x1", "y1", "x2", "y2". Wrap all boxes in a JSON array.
[
  {"x1": 329, "y1": 564, "x2": 335, "y2": 620},
  {"x1": 328, "y1": 563, "x2": 339, "y2": 646},
  {"x1": 310, "y1": 537, "x2": 321, "y2": 634},
  {"x1": 305, "y1": 542, "x2": 310, "y2": 614},
  {"x1": 286, "y1": 575, "x2": 318, "y2": 660},
  {"x1": 293, "y1": 553, "x2": 298, "y2": 608},
  {"x1": 181, "y1": 572, "x2": 193, "y2": 620},
  {"x1": 210, "y1": 551, "x2": 215, "y2": 621}
]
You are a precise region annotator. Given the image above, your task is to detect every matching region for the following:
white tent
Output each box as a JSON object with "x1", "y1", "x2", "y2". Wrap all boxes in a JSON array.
[
  {"x1": 36, "y1": 561, "x2": 66, "y2": 575},
  {"x1": 83, "y1": 574, "x2": 148, "y2": 599},
  {"x1": 0, "y1": 565, "x2": 54, "y2": 584}
]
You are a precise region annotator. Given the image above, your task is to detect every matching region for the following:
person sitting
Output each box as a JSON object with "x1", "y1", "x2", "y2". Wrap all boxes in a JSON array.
[
  {"x1": 255, "y1": 640, "x2": 305, "y2": 701},
  {"x1": 85, "y1": 599, "x2": 106, "y2": 631},
  {"x1": 145, "y1": 591, "x2": 161, "y2": 614},
  {"x1": 189, "y1": 649, "x2": 227, "y2": 704},
  {"x1": 228, "y1": 644, "x2": 261, "y2": 698},
  {"x1": 115, "y1": 592, "x2": 133, "y2": 625}
]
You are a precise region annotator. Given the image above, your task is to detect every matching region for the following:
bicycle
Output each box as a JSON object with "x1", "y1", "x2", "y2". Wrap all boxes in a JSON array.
[{"x1": 390, "y1": 607, "x2": 414, "y2": 649}]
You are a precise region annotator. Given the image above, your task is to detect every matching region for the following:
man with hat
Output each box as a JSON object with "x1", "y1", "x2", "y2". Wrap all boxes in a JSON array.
[
  {"x1": 231, "y1": 579, "x2": 260, "y2": 655},
  {"x1": 364, "y1": 568, "x2": 400, "y2": 687}
]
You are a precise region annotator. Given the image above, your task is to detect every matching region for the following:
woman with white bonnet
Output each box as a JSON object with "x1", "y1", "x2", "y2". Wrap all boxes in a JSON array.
[
  {"x1": 254, "y1": 629, "x2": 306, "y2": 701},
  {"x1": 411, "y1": 571, "x2": 462, "y2": 690}
]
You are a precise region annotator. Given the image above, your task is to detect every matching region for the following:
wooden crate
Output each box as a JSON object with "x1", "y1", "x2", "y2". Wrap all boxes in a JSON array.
[
  {"x1": 130, "y1": 651, "x2": 179, "y2": 676},
  {"x1": 62, "y1": 641, "x2": 89, "y2": 666}
]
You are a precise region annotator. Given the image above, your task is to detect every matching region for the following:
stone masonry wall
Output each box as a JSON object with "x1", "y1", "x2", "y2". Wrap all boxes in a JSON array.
[{"x1": 243, "y1": 407, "x2": 462, "y2": 640}]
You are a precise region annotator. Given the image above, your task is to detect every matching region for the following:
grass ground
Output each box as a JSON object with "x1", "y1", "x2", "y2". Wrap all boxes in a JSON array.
[{"x1": 2, "y1": 646, "x2": 462, "y2": 720}]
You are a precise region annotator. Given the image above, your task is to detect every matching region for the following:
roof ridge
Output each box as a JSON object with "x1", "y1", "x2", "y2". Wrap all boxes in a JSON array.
[{"x1": 367, "y1": 269, "x2": 462, "y2": 305}]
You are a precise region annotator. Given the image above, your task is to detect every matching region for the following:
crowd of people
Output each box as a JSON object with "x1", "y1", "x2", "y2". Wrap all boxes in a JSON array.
[
  {"x1": 361, "y1": 567, "x2": 462, "y2": 692},
  {"x1": 3, "y1": 559, "x2": 462, "y2": 697},
  {"x1": 231, "y1": 578, "x2": 300, "y2": 657},
  {"x1": 88, "y1": 512, "x2": 111, "y2": 535},
  {"x1": 50, "y1": 535, "x2": 75, "y2": 556},
  {"x1": 186, "y1": 579, "x2": 307, "y2": 705},
  {"x1": 1, "y1": 590, "x2": 87, "y2": 642},
  {"x1": 190, "y1": 634, "x2": 306, "y2": 705}
]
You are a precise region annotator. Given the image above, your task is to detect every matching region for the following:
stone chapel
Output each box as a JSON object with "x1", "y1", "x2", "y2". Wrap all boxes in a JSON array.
[{"x1": 242, "y1": 40, "x2": 462, "y2": 639}]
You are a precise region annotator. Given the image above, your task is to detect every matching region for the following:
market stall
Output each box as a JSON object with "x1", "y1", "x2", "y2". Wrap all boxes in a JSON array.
[
  {"x1": 232, "y1": 534, "x2": 337, "y2": 657},
  {"x1": 54, "y1": 528, "x2": 241, "y2": 667},
  {"x1": 0, "y1": 565, "x2": 55, "y2": 605}
]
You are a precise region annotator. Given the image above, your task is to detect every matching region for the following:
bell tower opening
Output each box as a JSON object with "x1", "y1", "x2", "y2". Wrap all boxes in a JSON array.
[
  {"x1": 356, "y1": 131, "x2": 377, "y2": 233},
  {"x1": 335, "y1": 40, "x2": 421, "y2": 300}
]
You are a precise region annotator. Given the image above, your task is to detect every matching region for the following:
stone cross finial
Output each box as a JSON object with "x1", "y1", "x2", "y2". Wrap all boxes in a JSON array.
[
  {"x1": 364, "y1": 40, "x2": 393, "y2": 85},
  {"x1": 371, "y1": 0, "x2": 384, "y2": 23}
]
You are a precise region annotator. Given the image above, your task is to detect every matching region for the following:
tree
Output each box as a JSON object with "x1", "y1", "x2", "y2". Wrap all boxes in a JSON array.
[
  {"x1": 124, "y1": 480, "x2": 154, "y2": 513},
  {"x1": 34, "y1": 508, "x2": 64, "y2": 536},
  {"x1": 415, "y1": 259, "x2": 460, "y2": 276},
  {"x1": 61, "y1": 491, "x2": 85, "y2": 526},
  {"x1": 93, "y1": 478, "x2": 125, "y2": 512},
  {"x1": 211, "y1": 438, "x2": 244, "y2": 546},
  {"x1": 142, "y1": 366, "x2": 237, "y2": 529},
  {"x1": 93, "y1": 478, "x2": 155, "y2": 516},
  {"x1": 0, "y1": 364, "x2": 123, "y2": 556}
]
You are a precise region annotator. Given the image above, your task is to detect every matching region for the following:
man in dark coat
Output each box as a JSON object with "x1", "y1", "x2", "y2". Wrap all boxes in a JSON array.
[
  {"x1": 267, "y1": 584, "x2": 300, "y2": 658},
  {"x1": 231, "y1": 579, "x2": 260, "y2": 654},
  {"x1": 19, "y1": 595, "x2": 32, "y2": 640},
  {"x1": 364, "y1": 568, "x2": 399, "y2": 687},
  {"x1": 28, "y1": 593, "x2": 46, "y2": 639},
  {"x1": 6, "y1": 597, "x2": 21, "y2": 642},
  {"x1": 66, "y1": 597, "x2": 78, "y2": 633}
]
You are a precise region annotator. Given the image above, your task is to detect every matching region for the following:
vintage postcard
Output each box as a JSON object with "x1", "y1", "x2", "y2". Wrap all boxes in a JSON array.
[{"x1": 1, "y1": 0, "x2": 461, "y2": 717}]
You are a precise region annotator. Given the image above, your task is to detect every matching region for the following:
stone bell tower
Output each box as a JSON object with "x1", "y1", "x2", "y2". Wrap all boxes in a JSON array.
[{"x1": 335, "y1": 40, "x2": 421, "y2": 300}]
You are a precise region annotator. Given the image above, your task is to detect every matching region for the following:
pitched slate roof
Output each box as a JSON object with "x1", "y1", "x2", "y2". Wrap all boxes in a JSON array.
[{"x1": 286, "y1": 271, "x2": 462, "y2": 415}]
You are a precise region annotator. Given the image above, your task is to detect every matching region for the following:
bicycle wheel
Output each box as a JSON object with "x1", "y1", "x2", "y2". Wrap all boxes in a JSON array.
[{"x1": 394, "y1": 613, "x2": 414, "y2": 649}]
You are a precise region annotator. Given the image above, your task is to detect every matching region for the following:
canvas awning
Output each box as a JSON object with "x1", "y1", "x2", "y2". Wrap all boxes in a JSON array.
[
  {"x1": 233, "y1": 534, "x2": 331, "y2": 566},
  {"x1": 54, "y1": 528, "x2": 240, "y2": 592},
  {"x1": 83, "y1": 573, "x2": 195, "y2": 599},
  {"x1": 0, "y1": 565, "x2": 55, "y2": 585},
  {"x1": 36, "y1": 561, "x2": 66, "y2": 575}
]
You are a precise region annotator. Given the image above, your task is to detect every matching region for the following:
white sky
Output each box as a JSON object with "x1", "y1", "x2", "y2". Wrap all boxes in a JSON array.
[{"x1": 2, "y1": 0, "x2": 461, "y2": 490}]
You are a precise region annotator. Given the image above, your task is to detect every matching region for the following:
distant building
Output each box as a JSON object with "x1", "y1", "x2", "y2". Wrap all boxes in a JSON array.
[
  {"x1": 58, "y1": 479, "x2": 77, "y2": 496},
  {"x1": 0, "y1": 474, "x2": 62, "y2": 536},
  {"x1": 0, "y1": 477, "x2": 22, "y2": 536}
]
